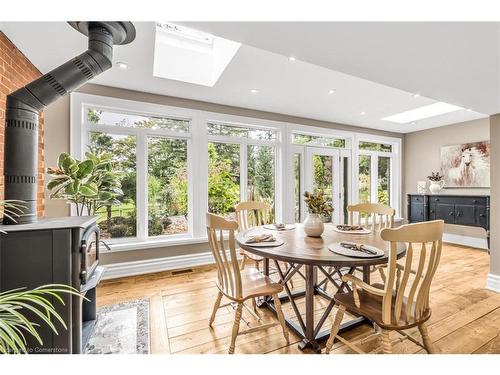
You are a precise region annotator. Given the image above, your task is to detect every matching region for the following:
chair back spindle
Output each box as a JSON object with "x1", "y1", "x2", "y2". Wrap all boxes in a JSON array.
[
  {"x1": 206, "y1": 213, "x2": 242, "y2": 299},
  {"x1": 235, "y1": 201, "x2": 269, "y2": 231},
  {"x1": 347, "y1": 203, "x2": 395, "y2": 231},
  {"x1": 380, "y1": 220, "x2": 444, "y2": 325}
]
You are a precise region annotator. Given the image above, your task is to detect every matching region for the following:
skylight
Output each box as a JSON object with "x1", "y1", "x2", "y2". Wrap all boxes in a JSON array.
[
  {"x1": 153, "y1": 22, "x2": 241, "y2": 87},
  {"x1": 381, "y1": 102, "x2": 463, "y2": 124}
]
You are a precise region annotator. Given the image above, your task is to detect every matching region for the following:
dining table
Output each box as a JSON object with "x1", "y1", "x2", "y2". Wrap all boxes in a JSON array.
[{"x1": 236, "y1": 223, "x2": 406, "y2": 353}]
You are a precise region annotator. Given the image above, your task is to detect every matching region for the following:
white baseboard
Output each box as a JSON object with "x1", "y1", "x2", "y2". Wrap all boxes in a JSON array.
[
  {"x1": 102, "y1": 251, "x2": 218, "y2": 280},
  {"x1": 486, "y1": 273, "x2": 500, "y2": 293},
  {"x1": 442, "y1": 233, "x2": 488, "y2": 250}
]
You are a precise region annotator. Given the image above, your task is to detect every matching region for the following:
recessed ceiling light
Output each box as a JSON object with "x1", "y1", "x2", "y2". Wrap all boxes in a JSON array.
[
  {"x1": 410, "y1": 121, "x2": 416, "y2": 125},
  {"x1": 412, "y1": 93, "x2": 421, "y2": 98},
  {"x1": 466, "y1": 108, "x2": 472, "y2": 112},
  {"x1": 288, "y1": 56, "x2": 296, "y2": 62},
  {"x1": 381, "y1": 102, "x2": 463, "y2": 124},
  {"x1": 360, "y1": 111, "x2": 366, "y2": 115},
  {"x1": 250, "y1": 89, "x2": 259, "y2": 94},
  {"x1": 116, "y1": 62, "x2": 128, "y2": 69},
  {"x1": 328, "y1": 89, "x2": 336, "y2": 95}
]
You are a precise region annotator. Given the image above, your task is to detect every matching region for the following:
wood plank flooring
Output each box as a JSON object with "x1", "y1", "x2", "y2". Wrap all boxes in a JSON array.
[{"x1": 96, "y1": 243, "x2": 500, "y2": 354}]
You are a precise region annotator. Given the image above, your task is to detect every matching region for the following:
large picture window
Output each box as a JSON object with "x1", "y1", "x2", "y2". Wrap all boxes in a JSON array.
[
  {"x1": 89, "y1": 131, "x2": 137, "y2": 239},
  {"x1": 357, "y1": 139, "x2": 398, "y2": 210},
  {"x1": 147, "y1": 137, "x2": 188, "y2": 237},
  {"x1": 207, "y1": 142, "x2": 240, "y2": 220},
  {"x1": 207, "y1": 121, "x2": 279, "y2": 224},
  {"x1": 73, "y1": 93, "x2": 401, "y2": 250},
  {"x1": 83, "y1": 104, "x2": 192, "y2": 243}
]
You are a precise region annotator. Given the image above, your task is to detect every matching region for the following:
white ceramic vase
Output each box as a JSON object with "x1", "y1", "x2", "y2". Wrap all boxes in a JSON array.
[
  {"x1": 429, "y1": 180, "x2": 445, "y2": 194},
  {"x1": 303, "y1": 213, "x2": 324, "y2": 237}
]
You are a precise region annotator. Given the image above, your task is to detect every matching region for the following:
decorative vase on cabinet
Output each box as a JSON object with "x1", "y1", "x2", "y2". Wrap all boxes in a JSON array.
[
  {"x1": 303, "y1": 213, "x2": 324, "y2": 237},
  {"x1": 429, "y1": 180, "x2": 445, "y2": 194}
]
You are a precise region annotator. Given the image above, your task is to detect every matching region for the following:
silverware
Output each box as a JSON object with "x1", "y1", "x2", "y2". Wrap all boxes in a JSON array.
[{"x1": 340, "y1": 241, "x2": 378, "y2": 255}]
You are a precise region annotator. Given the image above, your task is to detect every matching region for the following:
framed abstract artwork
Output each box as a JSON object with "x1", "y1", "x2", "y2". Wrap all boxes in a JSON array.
[{"x1": 440, "y1": 141, "x2": 490, "y2": 188}]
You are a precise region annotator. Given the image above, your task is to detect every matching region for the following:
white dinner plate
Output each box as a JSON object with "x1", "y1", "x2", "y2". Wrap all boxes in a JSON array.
[
  {"x1": 243, "y1": 239, "x2": 284, "y2": 247},
  {"x1": 328, "y1": 242, "x2": 384, "y2": 258}
]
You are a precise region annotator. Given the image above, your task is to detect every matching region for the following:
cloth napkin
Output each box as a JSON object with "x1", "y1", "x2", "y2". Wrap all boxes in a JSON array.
[
  {"x1": 336, "y1": 225, "x2": 363, "y2": 231},
  {"x1": 245, "y1": 233, "x2": 276, "y2": 244}
]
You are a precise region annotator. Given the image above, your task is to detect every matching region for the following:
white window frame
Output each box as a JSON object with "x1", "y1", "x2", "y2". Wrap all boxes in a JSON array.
[
  {"x1": 205, "y1": 114, "x2": 283, "y2": 222},
  {"x1": 70, "y1": 93, "x2": 402, "y2": 252},
  {"x1": 353, "y1": 134, "x2": 402, "y2": 217}
]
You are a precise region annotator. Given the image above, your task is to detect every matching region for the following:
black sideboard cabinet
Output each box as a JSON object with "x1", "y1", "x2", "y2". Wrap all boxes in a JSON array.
[{"x1": 407, "y1": 194, "x2": 490, "y2": 249}]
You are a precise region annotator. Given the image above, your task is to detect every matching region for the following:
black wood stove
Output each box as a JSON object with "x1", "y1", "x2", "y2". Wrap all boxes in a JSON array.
[{"x1": 0, "y1": 216, "x2": 105, "y2": 353}]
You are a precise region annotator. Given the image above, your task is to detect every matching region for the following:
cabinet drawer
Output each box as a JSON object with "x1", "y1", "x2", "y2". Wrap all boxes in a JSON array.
[{"x1": 410, "y1": 195, "x2": 425, "y2": 204}]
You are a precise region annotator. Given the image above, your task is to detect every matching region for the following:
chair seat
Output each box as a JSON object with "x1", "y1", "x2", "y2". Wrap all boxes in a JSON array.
[
  {"x1": 334, "y1": 283, "x2": 431, "y2": 330},
  {"x1": 239, "y1": 248, "x2": 264, "y2": 262},
  {"x1": 219, "y1": 267, "x2": 283, "y2": 302}
]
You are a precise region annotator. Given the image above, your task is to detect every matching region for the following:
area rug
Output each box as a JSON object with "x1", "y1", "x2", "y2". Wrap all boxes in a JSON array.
[{"x1": 85, "y1": 299, "x2": 150, "y2": 354}]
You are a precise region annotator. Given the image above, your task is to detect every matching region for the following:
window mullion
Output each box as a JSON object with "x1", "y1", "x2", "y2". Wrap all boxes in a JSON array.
[
  {"x1": 137, "y1": 133, "x2": 148, "y2": 241},
  {"x1": 371, "y1": 155, "x2": 378, "y2": 204},
  {"x1": 240, "y1": 141, "x2": 248, "y2": 203}
]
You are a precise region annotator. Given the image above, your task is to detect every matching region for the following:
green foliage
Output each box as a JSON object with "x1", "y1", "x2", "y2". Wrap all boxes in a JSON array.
[
  {"x1": 208, "y1": 143, "x2": 240, "y2": 215},
  {"x1": 303, "y1": 190, "x2": 334, "y2": 216},
  {"x1": 0, "y1": 284, "x2": 82, "y2": 354},
  {"x1": 46, "y1": 150, "x2": 123, "y2": 216},
  {"x1": 0, "y1": 200, "x2": 26, "y2": 228}
]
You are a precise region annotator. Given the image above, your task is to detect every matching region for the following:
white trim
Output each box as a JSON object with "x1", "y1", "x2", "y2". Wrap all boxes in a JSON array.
[
  {"x1": 102, "y1": 250, "x2": 239, "y2": 280},
  {"x1": 442, "y1": 233, "x2": 488, "y2": 250},
  {"x1": 486, "y1": 273, "x2": 500, "y2": 293},
  {"x1": 107, "y1": 236, "x2": 209, "y2": 252}
]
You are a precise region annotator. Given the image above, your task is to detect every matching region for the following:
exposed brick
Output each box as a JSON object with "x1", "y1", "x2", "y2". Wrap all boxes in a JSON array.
[{"x1": 0, "y1": 31, "x2": 44, "y2": 215}]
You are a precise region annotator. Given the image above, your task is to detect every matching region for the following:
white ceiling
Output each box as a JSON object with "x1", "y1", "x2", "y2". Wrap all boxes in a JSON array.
[{"x1": 1, "y1": 21, "x2": 492, "y2": 133}]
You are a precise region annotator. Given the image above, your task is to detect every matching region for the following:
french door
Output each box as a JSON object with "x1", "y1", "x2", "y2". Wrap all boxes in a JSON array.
[{"x1": 301, "y1": 147, "x2": 341, "y2": 224}]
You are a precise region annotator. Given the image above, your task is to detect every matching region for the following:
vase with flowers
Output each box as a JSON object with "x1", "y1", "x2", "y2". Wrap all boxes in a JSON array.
[
  {"x1": 427, "y1": 171, "x2": 445, "y2": 194},
  {"x1": 303, "y1": 190, "x2": 333, "y2": 237}
]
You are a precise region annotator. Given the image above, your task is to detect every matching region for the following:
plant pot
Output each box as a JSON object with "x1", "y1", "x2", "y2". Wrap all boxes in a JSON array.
[
  {"x1": 429, "y1": 180, "x2": 445, "y2": 194},
  {"x1": 303, "y1": 213, "x2": 324, "y2": 237}
]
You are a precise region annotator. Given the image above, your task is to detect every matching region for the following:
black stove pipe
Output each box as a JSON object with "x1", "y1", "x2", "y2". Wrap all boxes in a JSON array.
[{"x1": 3, "y1": 22, "x2": 135, "y2": 224}]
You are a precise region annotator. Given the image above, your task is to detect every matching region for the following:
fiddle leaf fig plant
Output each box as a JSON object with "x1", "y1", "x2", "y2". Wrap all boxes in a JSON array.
[{"x1": 47, "y1": 151, "x2": 123, "y2": 216}]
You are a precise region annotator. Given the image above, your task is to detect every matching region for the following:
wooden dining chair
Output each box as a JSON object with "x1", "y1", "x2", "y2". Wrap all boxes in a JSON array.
[
  {"x1": 347, "y1": 203, "x2": 396, "y2": 231},
  {"x1": 235, "y1": 201, "x2": 294, "y2": 289},
  {"x1": 206, "y1": 212, "x2": 290, "y2": 354},
  {"x1": 325, "y1": 220, "x2": 444, "y2": 354},
  {"x1": 235, "y1": 201, "x2": 269, "y2": 270}
]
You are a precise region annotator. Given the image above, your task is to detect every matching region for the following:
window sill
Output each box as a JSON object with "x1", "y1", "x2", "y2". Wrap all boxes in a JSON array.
[{"x1": 107, "y1": 236, "x2": 209, "y2": 253}]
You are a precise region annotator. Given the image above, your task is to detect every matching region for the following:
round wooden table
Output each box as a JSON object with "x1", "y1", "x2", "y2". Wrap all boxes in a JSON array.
[{"x1": 236, "y1": 223, "x2": 406, "y2": 353}]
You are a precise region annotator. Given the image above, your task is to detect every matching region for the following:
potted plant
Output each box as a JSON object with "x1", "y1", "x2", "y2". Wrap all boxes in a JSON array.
[
  {"x1": 427, "y1": 171, "x2": 445, "y2": 194},
  {"x1": 46, "y1": 151, "x2": 123, "y2": 216},
  {"x1": 0, "y1": 200, "x2": 82, "y2": 354},
  {"x1": 303, "y1": 190, "x2": 333, "y2": 237}
]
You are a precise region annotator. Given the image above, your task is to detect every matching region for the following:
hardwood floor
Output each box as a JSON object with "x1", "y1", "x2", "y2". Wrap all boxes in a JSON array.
[{"x1": 96, "y1": 243, "x2": 500, "y2": 354}]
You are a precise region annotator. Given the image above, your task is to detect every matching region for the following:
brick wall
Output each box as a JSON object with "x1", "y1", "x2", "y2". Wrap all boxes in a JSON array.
[{"x1": 0, "y1": 31, "x2": 44, "y2": 216}]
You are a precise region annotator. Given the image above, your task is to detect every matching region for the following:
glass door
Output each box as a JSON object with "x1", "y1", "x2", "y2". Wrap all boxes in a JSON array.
[{"x1": 303, "y1": 147, "x2": 341, "y2": 224}]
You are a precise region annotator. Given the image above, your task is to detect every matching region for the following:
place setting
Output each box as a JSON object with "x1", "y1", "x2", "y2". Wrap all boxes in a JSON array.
[
  {"x1": 333, "y1": 224, "x2": 371, "y2": 234},
  {"x1": 243, "y1": 232, "x2": 284, "y2": 247},
  {"x1": 328, "y1": 241, "x2": 384, "y2": 258},
  {"x1": 262, "y1": 222, "x2": 296, "y2": 231}
]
